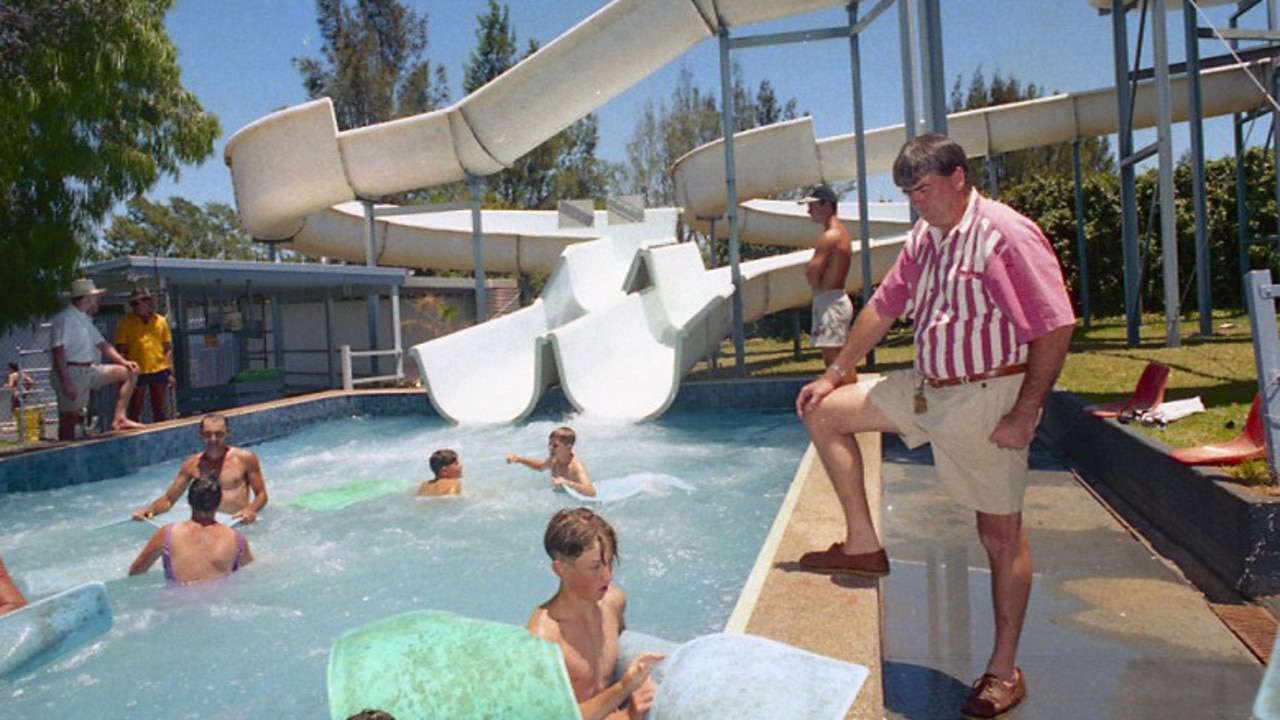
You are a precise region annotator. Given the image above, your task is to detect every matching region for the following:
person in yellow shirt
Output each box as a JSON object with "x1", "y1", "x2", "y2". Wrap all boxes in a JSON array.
[{"x1": 114, "y1": 287, "x2": 175, "y2": 422}]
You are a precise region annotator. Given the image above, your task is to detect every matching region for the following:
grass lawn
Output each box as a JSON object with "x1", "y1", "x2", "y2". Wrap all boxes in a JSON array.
[{"x1": 687, "y1": 310, "x2": 1273, "y2": 485}]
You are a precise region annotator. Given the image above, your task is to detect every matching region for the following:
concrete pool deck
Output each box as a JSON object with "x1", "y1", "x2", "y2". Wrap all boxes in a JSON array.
[{"x1": 730, "y1": 429, "x2": 1269, "y2": 719}]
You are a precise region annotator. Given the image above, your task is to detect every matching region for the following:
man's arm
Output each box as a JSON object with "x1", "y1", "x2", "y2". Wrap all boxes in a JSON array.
[
  {"x1": 133, "y1": 466, "x2": 193, "y2": 520},
  {"x1": 164, "y1": 341, "x2": 175, "y2": 387},
  {"x1": 555, "y1": 461, "x2": 595, "y2": 497},
  {"x1": 97, "y1": 340, "x2": 138, "y2": 374},
  {"x1": 234, "y1": 451, "x2": 269, "y2": 524},
  {"x1": 989, "y1": 324, "x2": 1074, "y2": 450},
  {"x1": 128, "y1": 528, "x2": 166, "y2": 576},
  {"x1": 51, "y1": 345, "x2": 74, "y2": 401},
  {"x1": 796, "y1": 304, "x2": 896, "y2": 417},
  {"x1": 507, "y1": 454, "x2": 550, "y2": 471}
]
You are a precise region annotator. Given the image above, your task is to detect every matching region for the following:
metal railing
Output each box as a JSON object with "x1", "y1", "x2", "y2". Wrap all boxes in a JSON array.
[{"x1": 339, "y1": 345, "x2": 404, "y2": 391}]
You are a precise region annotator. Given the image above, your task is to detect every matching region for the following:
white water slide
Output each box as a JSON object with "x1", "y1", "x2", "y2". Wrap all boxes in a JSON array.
[{"x1": 225, "y1": 0, "x2": 1270, "y2": 422}]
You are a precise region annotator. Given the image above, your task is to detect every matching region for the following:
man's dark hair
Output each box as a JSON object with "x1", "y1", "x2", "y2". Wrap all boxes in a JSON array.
[
  {"x1": 892, "y1": 133, "x2": 971, "y2": 190},
  {"x1": 200, "y1": 414, "x2": 230, "y2": 433},
  {"x1": 188, "y1": 475, "x2": 223, "y2": 514},
  {"x1": 429, "y1": 448, "x2": 458, "y2": 478}
]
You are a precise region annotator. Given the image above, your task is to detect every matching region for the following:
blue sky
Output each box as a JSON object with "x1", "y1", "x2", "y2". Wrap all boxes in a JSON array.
[{"x1": 151, "y1": 0, "x2": 1262, "y2": 210}]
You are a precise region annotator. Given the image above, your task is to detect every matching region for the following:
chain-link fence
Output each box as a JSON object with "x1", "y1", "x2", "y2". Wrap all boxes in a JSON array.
[{"x1": 2, "y1": 323, "x2": 56, "y2": 445}]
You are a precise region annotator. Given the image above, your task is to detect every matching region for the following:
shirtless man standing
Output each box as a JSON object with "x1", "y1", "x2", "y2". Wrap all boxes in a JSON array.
[
  {"x1": 801, "y1": 185, "x2": 854, "y2": 369},
  {"x1": 133, "y1": 414, "x2": 268, "y2": 524}
]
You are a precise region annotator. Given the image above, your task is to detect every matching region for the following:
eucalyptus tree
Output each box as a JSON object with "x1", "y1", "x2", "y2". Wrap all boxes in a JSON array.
[
  {"x1": 294, "y1": 0, "x2": 450, "y2": 132},
  {"x1": 0, "y1": 0, "x2": 220, "y2": 334},
  {"x1": 102, "y1": 197, "x2": 268, "y2": 262},
  {"x1": 464, "y1": 0, "x2": 611, "y2": 210}
]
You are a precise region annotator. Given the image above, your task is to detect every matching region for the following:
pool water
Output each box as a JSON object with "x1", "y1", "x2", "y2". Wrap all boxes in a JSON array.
[{"x1": 1, "y1": 410, "x2": 806, "y2": 719}]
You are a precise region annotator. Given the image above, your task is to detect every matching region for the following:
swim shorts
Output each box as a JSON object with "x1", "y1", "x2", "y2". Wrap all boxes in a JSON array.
[{"x1": 811, "y1": 289, "x2": 853, "y2": 348}]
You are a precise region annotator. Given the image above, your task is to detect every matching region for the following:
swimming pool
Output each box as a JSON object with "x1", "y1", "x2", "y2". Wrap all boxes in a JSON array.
[{"x1": 1, "y1": 409, "x2": 806, "y2": 718}]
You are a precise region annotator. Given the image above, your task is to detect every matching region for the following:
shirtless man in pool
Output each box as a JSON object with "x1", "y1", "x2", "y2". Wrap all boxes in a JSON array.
[{"x1": 132, "y1": 414, "x2": 268, "y2": 525}]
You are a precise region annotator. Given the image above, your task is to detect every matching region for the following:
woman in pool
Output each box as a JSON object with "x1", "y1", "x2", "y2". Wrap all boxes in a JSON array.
[{"x1": 129, "y1": 475, "x2": 253, "y2": 585}]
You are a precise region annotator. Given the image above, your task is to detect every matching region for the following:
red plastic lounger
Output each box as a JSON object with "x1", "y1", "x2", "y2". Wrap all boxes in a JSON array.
[
  {"x1": 1084, "y1": 362, "x2": 1171, "y2": 419},
  {"x1": 1170, "y1": 394, "x2": 1268, "y2": 466}
]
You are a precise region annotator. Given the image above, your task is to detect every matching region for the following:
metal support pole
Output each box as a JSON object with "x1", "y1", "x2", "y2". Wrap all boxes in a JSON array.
[
  {"x1": 1184, "y1": 0, "x2": 1213, "y2": 336},
  {"x1": 898, "y1": 0, "x2": 919, "y2": 139},
  {"x1": 362, "y1": 199, "x2": 381, "y2": 375},
  {"x1": 848, "y1": 2, "x2": 875, "y2": 368},
  {"x1": 324, "y1": 288, "x2": 336, "y2": 389},
  {"x1": 1273, "y1": 68, "x2": 1280, "y2": 275},
  {"x1": 916, "y1": 0, "x2": 947, "y2": 134},
  {"x1": 1072, "y1": 140, "x2": 1092, "y2": 329},
  {"x1": 1153, "y1": 3, "x2": 1181, "y2": 347},
  {"x1": 391, "y1": 284, "x2": 403, "y2": 381},
  {"x1": 1112, "y1": 0, "x2": 1142, "y2": 346},
  {"x1": 271, "y1": 293, "x2": 285, "y2": 370},
  {"x1": 1247, "y1": 270, "x2": 1280, "y2": 478},
  {"x1": 1234, "y1": 115, "x2": 1251, "y2": 308},
  {"x1": 718, "y1": 28, "x2": 746, "y2": 374},
  {"x1": 468, "y1": 175, "x2": 488, "y2": 323}
]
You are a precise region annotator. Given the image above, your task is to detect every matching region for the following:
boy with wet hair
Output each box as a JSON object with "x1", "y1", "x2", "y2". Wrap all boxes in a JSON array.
[
  {"x1": 507, "y1": 426, "x2": 596, "y2": 497},
  {"x1": 528, "y1": 508, "x2": 664, "y2": 720},
  {"x1": 418, "y1": 448, "x2": 462, "y2": 497}
]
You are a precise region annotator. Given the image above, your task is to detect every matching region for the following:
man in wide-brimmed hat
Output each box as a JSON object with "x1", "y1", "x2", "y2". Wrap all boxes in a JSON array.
[
  {"x1": 114, "y1": 285, "x2": 174, "y2": 422},
  {"x1": 49, "y1": 278, "x2": 144, "y2": 439}
]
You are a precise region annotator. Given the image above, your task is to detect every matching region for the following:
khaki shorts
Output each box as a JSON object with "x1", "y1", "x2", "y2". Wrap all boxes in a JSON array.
[
  {"x1": 864, "y1": 369, "x2": 1031, "y2": 514},
  {"x1": 54, "y1": 365, "x2": 115, "y2": 414}
]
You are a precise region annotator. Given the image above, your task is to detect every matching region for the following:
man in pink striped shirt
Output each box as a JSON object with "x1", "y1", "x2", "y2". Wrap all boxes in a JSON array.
[{"x1": 795, "y1": 134, "x2": 1075, "y2": 719}]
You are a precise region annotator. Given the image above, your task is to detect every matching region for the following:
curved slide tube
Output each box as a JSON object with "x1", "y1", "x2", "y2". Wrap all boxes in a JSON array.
[
  {"x1": 225, "y1": 0, "x2": 851, "y2": 241},
  {"x1": 673, "y1": 61, "x2": 1271, "y2": 222},
  {"x1": 549, "y1": 228, "x2": 907, "y2": 422},
  {"x1": 550, "y1": 242, "x2": 735, "y2": 421},
  {"x1": 410, "y1": 212, "x2": 678, "y2": 423}
]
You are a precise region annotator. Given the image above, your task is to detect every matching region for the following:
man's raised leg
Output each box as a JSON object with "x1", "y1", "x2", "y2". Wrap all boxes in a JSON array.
[{"x1": 799, "y1": 382, "x2": 900, "y2": 572}]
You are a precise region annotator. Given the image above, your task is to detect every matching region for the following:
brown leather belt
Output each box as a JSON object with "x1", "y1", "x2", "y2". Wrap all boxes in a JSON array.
[
  {"x1": 66, "y1": 361, "x2": 93, "y2": 367},
  {"x1": 925, "y1": 363, "x2": 1028, "y2": 388}
]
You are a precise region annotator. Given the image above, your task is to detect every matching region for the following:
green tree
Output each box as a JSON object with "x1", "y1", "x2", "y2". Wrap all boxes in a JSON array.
[
  {"x1": 622, "y1": 66, "x2": 724, "y2": 208},
  {"x1": 0, "y1": 0, "x2": 220, "y2": 335},
  {"x1": 620, "y1": 66, "x2": 798, "y2": 209},
  {"x1": 949, "y1": 68, "x2": 1114, "y2": 189},
  {"x1": 101, "y1": 197, "x2": 271, "y2": 261},
  {"x1": 999, "y1": 146, "x2": 1279, "y2": 318},
  {"x1": 294, "y1": 0, "x2": 449, "y2": 133},
  {"x1": 463, "y1": 2, "x2": 610, "y2": 210}
]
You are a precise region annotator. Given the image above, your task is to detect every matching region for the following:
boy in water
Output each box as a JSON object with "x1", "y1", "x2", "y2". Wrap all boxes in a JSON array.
[
  {"x1": 528, "y1": 508, "x2": 664, "y2": 720},
  {"x1": 417, "y1": 448, "x2": 462, "y2": 497},
  {"x1": 507, "y1": 426, "x2": 596, "y2": 497}
]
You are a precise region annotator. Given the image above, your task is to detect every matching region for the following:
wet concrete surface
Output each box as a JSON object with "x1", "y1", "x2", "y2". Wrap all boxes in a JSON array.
[{"x1": 879, "y1": 437, "x2": 1264, "y2": 719}]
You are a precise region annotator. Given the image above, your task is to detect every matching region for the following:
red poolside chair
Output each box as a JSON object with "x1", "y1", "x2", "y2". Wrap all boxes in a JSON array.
[
  {"x1": 1170, "y1": 394, "x2": 1268, "y2": 466},
  {"x1": 1084, "y1": 362, "x2": 1171, "y2": 419}
]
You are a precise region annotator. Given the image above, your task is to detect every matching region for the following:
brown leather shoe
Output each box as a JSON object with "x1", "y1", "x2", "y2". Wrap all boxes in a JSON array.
[
  {"x1": 961, "y1": 667, "x2": 1026, "y2": 719},
  {"x1": 797, "y1": 543, "x2": 889, "y2": 577}
]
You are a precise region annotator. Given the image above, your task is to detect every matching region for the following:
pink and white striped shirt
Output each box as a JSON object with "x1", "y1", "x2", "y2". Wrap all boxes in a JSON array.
[{"x1": 870, "y1": 189, "x2": 1075, "y2": 381}]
